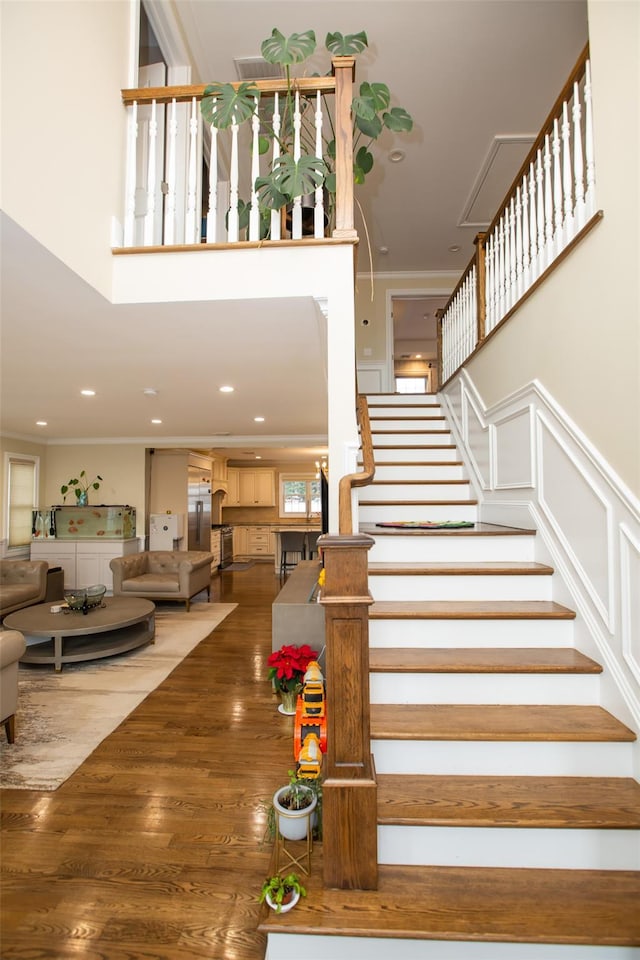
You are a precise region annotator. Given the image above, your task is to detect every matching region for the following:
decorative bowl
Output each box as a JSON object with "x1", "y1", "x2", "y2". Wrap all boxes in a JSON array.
[{"x1": 64, "y1": 584, "x2": 106, "y2": 612}]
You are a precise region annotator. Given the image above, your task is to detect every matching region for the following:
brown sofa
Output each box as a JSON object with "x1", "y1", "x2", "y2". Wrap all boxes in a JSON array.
[
  {"x1": 0, "y1": 560, "x2": 48, "y2": 619},
  {"x1": 1, "y1": 629, "x2": 27, "y2": 742},
  {"x1": 110, "y1": 551, "x2": 213, "y2": 611}
]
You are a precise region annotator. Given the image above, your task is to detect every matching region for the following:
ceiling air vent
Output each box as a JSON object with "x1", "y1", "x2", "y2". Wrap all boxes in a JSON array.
[{"x1": 234, "y1": 57, "x2": 284, "y2": 81}]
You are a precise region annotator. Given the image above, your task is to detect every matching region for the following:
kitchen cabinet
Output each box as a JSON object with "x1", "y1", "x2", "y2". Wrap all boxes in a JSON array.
[
  {"x1": 210, "y1": 529, "x2": 221, "y2": 569},
  {"x1": 233, "y1": 525, "x2": 249, "y2": 558},
  {"x1": 31, "y1": 539, "x2": 139, "y2": 592},
  {"x1": 246, "y1": 525, "x2": 272, "y2": 558},
  {"x1": 227, "y1": 468, "x2": 275, "y2": 507}
]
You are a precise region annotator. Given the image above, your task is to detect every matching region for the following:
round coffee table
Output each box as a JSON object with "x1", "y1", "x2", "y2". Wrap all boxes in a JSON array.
[{"x1": 4, "y1": 597, "x2": 155, "y2": 672}]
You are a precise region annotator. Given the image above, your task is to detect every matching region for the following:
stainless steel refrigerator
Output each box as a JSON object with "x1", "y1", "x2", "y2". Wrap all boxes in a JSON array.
[{"x1": 187, "y1": 465, "x2": 211, "y2": 551}]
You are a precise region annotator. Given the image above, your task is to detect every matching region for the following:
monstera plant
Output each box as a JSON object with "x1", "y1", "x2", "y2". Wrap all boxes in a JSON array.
[{"x1": 200, "y1": 28, "x2": 413, "y2": 234}]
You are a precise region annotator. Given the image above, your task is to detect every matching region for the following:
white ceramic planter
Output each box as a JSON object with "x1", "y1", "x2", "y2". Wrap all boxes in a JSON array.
[
  {"x1": 265, "y1": 889, "x2": 300, "y2": 913},
  {"x1": 273, "y1": 785, "x2": 317, "y2": 841}
]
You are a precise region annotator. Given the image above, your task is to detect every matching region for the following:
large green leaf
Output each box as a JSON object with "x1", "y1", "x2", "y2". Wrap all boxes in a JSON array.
[
  {"x1": 201, "y1": 82, "x2": 259, "y2": 128},
  {"x1": 355, "y1": 112, "x2": 383, "y2": 139},
  {"x1": 325, "y1": 31, "x2": 368, "y2": 56},
  {"x1": 382, "y1": 106, "x2": 414, "y2": 133},
  {"x1": 256, "y1": 154, "x2": 327, "y2": 209},
  {"x1": 261, "y1": 29, "x2": 316, "y2": 66},
  {"x1": 356, "y1": 82, "x2": 390, "y2": 114},
  {"x1": 354, "y1": 146, "x2": 374, "y2": 185}
]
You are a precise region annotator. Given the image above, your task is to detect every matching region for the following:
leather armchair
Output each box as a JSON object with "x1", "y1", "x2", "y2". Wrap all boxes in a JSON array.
[
  {"x1": 0, "y1": 560, "x2": 48, "y2": 618},
  {"x1": 110, "y1": 551, "x2": 213, "y2": 611},
  {"x1": 0, "y1": 629, "x2": 26, "y2": 743}
]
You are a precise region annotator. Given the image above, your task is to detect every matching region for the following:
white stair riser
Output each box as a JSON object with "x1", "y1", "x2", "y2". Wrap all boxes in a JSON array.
[
  {"x1": 363, "y1": 482, "x2": 473, "y2": 500},
  {"x1": 370, "y1": 419, "x2": 448, "y2": 431},
  {"x1": 372, "y1": 464, "x2": 466, "y2": 480},
  {"x1": 371, "y1": 447, "x2": 458, "y2": 463},
  {"x1": 369, "y1": 574, "x2": 552, "y2": 602},
  {"x1": 368, "y1": 535, "x2": 536, "y2": 562},
  {"x1": 372, "y1": 432, "x2": 453, "y2": 445},
  {"x1": 368, "y1": 403, "x2": 442, "y2": 415},
  {"x1": 369, "y1": 618, "x2": 574, "y2": 647},
  {"x1": 360, "y1": 504, "x2": 478, "y2": 523},
  {"x1": 378, "y1": 825, "x2": 640, "y2": 871},
  {"x1": 369, "y1": 672, "x2": 599, "y2": 705},
  {"x1": 371, "y1": 739, "x2": 634, "y2": 777},
  {"x1": 267, "y1": 932, "x2": 640, "y2": 960}
]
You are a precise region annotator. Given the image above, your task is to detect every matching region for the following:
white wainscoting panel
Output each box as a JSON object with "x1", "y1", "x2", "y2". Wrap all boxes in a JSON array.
[
  {"x1": 357, "y1": 362, "x2": 385, "y2": 394},
  {"x1": 440, "y1": 372, "x2": 640, "y2": 751},
  {"x1": 494, "y1": 405, "x2": 535, "y2": 489}
]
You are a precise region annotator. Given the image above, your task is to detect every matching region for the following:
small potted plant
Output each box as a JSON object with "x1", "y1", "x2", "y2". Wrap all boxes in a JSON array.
[
  {"x1": 60, "y1": 471, "x2": 103, "y2": 506},
  {"x1": 268, "y1": 769, "x2": 321, "y2": 842},
  {"x1": 267, "y1": 643, "x2": 318, "y2": 714},
  {"x1": 260, "y1": 872, "x2": 307, "y2": 913}
]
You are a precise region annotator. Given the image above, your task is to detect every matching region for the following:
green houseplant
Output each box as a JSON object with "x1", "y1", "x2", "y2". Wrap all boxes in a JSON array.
[
  {"x1": 60, "y1": 471, "x2": 103, "y2": 505},
  {"x1": 260, "y1": 872, "x2": 307, "y2": 913},
  {"x1": 266, "y1": 769, "x2": 323, "y2": 843},
  {"x1": 201, "y1": 28, "x2": 413, "y2": 235}
]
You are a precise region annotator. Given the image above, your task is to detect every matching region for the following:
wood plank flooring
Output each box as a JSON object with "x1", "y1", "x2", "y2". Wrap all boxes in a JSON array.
[{"x1": 0, "y1": 563, "x2": 289, "y2": 960}]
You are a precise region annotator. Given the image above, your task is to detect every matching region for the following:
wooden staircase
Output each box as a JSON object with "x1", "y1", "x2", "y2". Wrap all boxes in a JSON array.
[{"x1": 260, "y1": 393, "x2": 640, "y2": 959}]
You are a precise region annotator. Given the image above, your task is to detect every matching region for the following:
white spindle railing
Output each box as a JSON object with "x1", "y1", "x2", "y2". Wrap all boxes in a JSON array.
[
  {"x1": 440, "y1": 49, "x2": 597, "y2": 385},
  {"x1": 121, "y1": 67, "x2": 350, "y2": 248}
]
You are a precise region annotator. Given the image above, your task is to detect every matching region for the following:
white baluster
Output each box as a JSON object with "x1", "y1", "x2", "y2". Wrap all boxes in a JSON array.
[
  {"x1": 249, "y1": 96, "x2": 261, "y2": 241},
  {"x1": 508, "y1": 196, "x2": 517, "y2": 310},
  {"x1": 497, "y1": 214, "x2": 506, "y2": 323},
  {"x1": 521, "y1": 172, "x2": 531, "y2": 292},
  {"x1": 535, "y1": 150, "x2": 545, "y2": 273},
  {"x1": 528, "y1": 161, "x2": 538, "y2": 283},
  {"x1": 228, "y1": 111, "x2": 240, "y2": 242},
  {"x1": 124, "y1": 101, "x2": 138, "y2": 247},
  {"x1": 515, "y1": 185, "x2": 524, "y2": 300},
  {"x1": 164, "y1": 98, "x2": 177, "y2": 246},
  {"x1": 561, "y1": 100, "x2": 574, "y2": 244},
  {"x1": 572, "y1": 80, "x2": 586, "y2": 230},
  {"x1": 185, "y1": 97, "x2": 199, "y2": 244},
  {"x1": 290, "y1": 90, "x2": 303, "y2": 240},
  {"x1": 543, "y1": 134, "x2": 554, "y2": 266},
  {"x1": 206, "y1": 110, "x2": 218, "y2": 243},
  {"x1": 144, "y1": 99, "x2": 158, "y2": 246},
  {"x1": 485, "y1": 233, "x2": 494, "y2": 333},
  {"x1": 584, "y1": 60, "x2": 596, "y2": 218},
  {"x1": 314, "y1": 91, "x2": 325, "y2": 238},
  {"x1": 270, "y1": 93, "x2": 281, "y2": 240},
  {"x1": 552, "y1": 118, "x2": 563, "y2": 257}
]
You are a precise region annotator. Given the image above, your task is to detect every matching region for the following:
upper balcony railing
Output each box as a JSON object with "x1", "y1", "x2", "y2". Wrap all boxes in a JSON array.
[
  {"x1": 120, "y1": 58, "x2": 357, "y2": 250},
  {"x1": 439, "y1": 45, "x2": 599, "y2": 385}
]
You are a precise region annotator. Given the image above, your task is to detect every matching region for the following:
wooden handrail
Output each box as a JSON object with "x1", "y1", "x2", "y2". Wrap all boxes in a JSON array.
[
  {"x1": 338, "y1": 394, "x2": 375, "y2": 534},
  {"x1": 121, "y1": 75, "x2": 338, "y2": 106}
]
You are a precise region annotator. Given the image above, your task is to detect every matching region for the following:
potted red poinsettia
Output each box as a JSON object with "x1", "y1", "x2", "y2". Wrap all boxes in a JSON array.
[{"x1": 267, "y1": 643, "x2": 318, "y2": 714}]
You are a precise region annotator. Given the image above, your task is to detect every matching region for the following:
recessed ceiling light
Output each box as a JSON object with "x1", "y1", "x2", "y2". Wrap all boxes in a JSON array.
[
  {"x1": 448, "y1": 244, "x2": 461, "y2": 253},
  {"x1": 378, "y1": 246, "x2": 389, "y2": 255},
  {"x1": 254, "y1": 416, "x2": 265, "y2": 422},
  {"x1": 389, "y1": 150, "x2": 405, "y2": 163},
  {"x1": 36, "y1": 420, "x2": 47, "y2": 426},
  {"x1": 151, "y1": 419, "x2": 162, "y2": 424},
  {"x1": 219, "y1": 385, "x2": 234, "y2": 393},
  {"x1": 415, "y1": 354, "x2": 422, "y2": 359},
  {"x1": 80, "y1": 389, "x2": 96, "y2": 396},
  {"x1": 143, "y1": 388, "x2": 158, "y2": 396},
  {"x1": 255, "y1": 455, "x2": 262, "y2": 460}
]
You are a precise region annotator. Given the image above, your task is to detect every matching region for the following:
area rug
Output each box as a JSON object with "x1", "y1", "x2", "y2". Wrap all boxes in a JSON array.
[
  {"x1": 375, "y1": 520, "x2": 475, "y2": 529},
  {"x1": 0, "y1": 600, "x2": 237, "y2": 791},
  {"x1": 222, "y1": 560, "x2": 255, "y2": 571}
]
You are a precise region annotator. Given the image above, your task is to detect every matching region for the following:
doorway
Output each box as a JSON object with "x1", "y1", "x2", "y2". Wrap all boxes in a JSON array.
[{"x1": 388, "y1": 293, "x2": 449, "y2": 393}]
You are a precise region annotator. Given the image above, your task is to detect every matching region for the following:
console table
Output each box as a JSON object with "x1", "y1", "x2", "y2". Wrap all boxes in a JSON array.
[{"x1": 5, "y1": 597, "x2": 155, "y2": 672}]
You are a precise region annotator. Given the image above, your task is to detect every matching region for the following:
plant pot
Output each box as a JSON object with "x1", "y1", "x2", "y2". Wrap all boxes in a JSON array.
[
  {"x1": 77, "y1": 491, "x2": 88, "y2": 506},
  {"x1": 273, "y1": 785, "x2": 317, "y2": 841},
  {"x1": 265, "y1": 888, "x2": 300, "y2": 913},
  {"x1": 278, "y1": 689, "x2": 298, "y2": 715}
]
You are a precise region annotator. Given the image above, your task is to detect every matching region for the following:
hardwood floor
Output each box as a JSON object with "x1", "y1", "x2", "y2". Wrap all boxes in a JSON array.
[{"x1": 1, "y1": 563, "x2": 291, "y2": 960}]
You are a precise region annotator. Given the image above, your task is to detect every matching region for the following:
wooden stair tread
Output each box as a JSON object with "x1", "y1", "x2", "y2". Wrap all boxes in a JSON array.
[
  {"x1": 361, "y1": 521, "x2": 536, "y2": 536},
  {"x1": 363, "y1": 460, "x2": 464, "y2": 466},
  {"x1": 259, "y1": 860, "x2": 640, "y2": 945},
  {"x1": 369, "y1": 415, "x2": 446, "y2": 421},
  {"x1": 377, "y1": 774, "x2": 640, "y2": 827},
  {"x1": 368, "y1": 561, "x2": 553, "y2": 575},
  {"x1": 360, "y1": 499, "x2": 478, "y2": 506},
  {"x1": 369, "y1": 478, "x2": 470, "y2": 485},
  {"x1": 369, "y1": 647, "x2": 602, "y2": 674},
  {"x1": 369, "y1": 600, "x2": 576, "y2": 619},
  {"x1": 370, "y1": 704, "x2": 637, "y2": 741},
  {"x1": 371, "y1": 444, "x2": 457, "y2": 450}
]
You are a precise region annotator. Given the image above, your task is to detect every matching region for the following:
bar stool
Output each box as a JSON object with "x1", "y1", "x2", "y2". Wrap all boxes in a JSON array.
[
  {"x1": 306, "y1": 531, "x2": 322, "y2": 560},
  {"x1": 279, "y1": 531, "x2": 307, "y2": 579}
]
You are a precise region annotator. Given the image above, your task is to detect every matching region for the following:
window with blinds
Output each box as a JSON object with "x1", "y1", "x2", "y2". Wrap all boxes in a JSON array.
[{"x1": 6, "y1": 455, "x2": 38, "y2": 548}]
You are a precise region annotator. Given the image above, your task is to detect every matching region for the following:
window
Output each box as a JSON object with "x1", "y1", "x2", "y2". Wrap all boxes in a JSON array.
[
  {"x1": 280, "y1": 474, "x2": 321, "y2": 518},
  {"x1": 5, "y1": 454, "x2": 38, "y2": 549},
  {"x1": 395, "y1": 376, "x2": 427, "y2": 393}
]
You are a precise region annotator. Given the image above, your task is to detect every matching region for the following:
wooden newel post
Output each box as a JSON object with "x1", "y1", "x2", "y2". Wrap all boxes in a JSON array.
[
  {"x1": 331, "y1": 56, "x2": 357, "y2": 239},
  {"x1": 318, "y1": 532, "x2": 377, "y2": 889},
  {"x1": 474, "y1": 232, "x2": 487, "y2": 344}
]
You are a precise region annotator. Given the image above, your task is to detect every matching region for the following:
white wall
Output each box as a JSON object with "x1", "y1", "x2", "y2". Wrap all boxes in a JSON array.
[
  {"x1": 0, "y1": 0, "x2": 132, "y2": 299},
  {"x1": 463, "y1": 0, "x2": 639, "y2": 495}
]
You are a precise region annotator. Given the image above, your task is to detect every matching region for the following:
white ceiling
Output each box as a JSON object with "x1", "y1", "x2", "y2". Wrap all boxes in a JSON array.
[{"x1": 0, "y1": 0, "x2": 588, "y2": 463}]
